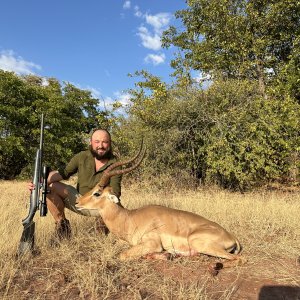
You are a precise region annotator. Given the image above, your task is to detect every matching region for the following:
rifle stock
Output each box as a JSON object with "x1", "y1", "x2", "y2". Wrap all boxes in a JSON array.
[{"x1": 17, "y1": 114, "x2": 49, "y2": 257}]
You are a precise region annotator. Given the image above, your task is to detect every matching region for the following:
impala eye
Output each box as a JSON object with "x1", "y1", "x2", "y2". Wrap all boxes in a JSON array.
[{"x1": 93, "y1": 191, "x2": 101, "y2": 197}]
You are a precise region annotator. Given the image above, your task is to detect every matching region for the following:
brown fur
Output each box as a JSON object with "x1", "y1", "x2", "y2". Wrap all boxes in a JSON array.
[{"x1": 76, "y1": 186, "x2": 245, "y2": 267}]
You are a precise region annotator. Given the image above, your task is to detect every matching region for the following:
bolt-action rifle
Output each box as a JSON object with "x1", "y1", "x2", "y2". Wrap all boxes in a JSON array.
[{"x1": 17, "y1": 114, "x2": 49, "y2": 257}]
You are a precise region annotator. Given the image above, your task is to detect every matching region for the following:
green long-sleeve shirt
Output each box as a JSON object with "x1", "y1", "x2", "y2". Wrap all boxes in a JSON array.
[{"x1": 58, "y1": 150, "x2": 122, "y2": 197}]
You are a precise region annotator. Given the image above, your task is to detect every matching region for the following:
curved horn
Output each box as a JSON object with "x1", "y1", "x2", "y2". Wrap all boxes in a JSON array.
[{"x1": 98, "y1": 141, "x2": 145, "y2": 188}]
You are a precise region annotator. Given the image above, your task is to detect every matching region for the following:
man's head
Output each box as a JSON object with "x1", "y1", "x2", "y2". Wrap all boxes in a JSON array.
[{"x1": 89, "y1": 129, "x2": 113, "y2": 160}]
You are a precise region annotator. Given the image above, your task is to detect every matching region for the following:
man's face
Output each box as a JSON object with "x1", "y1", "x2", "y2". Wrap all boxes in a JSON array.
[{"x1": 90, "y1": 130, "x2": 111, "y2": 160}]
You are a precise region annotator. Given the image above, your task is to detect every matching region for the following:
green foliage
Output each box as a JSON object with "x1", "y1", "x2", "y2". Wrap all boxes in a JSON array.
[
  {"x1": 0, "y1": 71, "x2": 40, "y2": 179},
  {"x1": 116, "y1": 73, "x2": 299, "y2": 190},
  {"x1": 122, "y1": 0, "x2": 300, "y2": 190},
  {"x1": 274, "y1": 35, "x2": 300, "y2": 102},
  {"x1": 162, "y1": 0, "x2": 300, "y2": 96},
  {"x1": 203, "y1": 80, "x2": 300, "y2": 189},
  {"x1": 0, "y1": 70, "x2": 106, "y2": 179}
]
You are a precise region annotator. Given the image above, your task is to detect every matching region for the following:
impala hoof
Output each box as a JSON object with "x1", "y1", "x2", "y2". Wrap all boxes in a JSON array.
[{"x1": 208, "y1": 262, "x2": 223, "y2": 276}]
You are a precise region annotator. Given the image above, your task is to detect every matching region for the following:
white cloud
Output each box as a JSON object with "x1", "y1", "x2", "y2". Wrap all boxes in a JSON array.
[
  {"x1": 87, "y1": 86, "x2": 102, "y2": 98},
  {"x1": 114, "y1": 91, "x2": 131, "y2": 106},
  {"x1": 41, "y1": 77, "x2": 49, "y2": 86},
  {"x1": 134, "y1": 5, "x2": 142, "y2": 17},
  {"x1": 192, "y1": 71, "x2": 212, "y2": 89},
  {"x1": 145, "y1": 13, "x2": 171, "y2": 32},
  {"x1": 144, "y1": 53, "x2": 166, "y2": 65},
  {"x1": 123, "y1": 1, "x2": 131, "y2": 9},
  {"x1": 193, "y1": 72, "x2": 211, "y2": 83},
  {"x1": 95, "y1": 92, "x2": 130, "y2": 114},
  {"x1": 65, "y1": 83, "x2": 129, "y2": 111},
  {"x1": 134, "y1": 9, "x2": 172, "y2": 53},
  {"x1": 137, "y1": 26, "x2": 161, "y2": 50},
  {"x1": 0, "y1": 50, "x2": 41, "y2": 75},
  {"x1": 98, "y1": 96, "x2": 114, "y2": 109},
  {"x1": 70, "y1": 81, "x2": 102, "y2": 99},
  {"x1": 83, "y1": 88, "x2": 131, "y2": 110}
]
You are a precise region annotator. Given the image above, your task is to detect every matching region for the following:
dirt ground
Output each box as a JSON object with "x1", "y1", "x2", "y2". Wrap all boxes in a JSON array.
[
  {"x1": 149, "y1": 256, "x2": 300, "y2": 300},
  {"x1": 4, "y1": 251, "x2": 300, "y2": 300}
]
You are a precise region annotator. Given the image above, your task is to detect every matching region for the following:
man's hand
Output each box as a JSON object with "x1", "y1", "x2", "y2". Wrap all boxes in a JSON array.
[
  {"x1": 28, "y1": 182, "x2": 35, "y2": 192},
  {"x1": 27, "y1": 171, "x2": 63, "y2": 192}
]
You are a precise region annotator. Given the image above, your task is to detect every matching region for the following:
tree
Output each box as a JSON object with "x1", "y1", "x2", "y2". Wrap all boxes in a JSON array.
[
  {"x1": 274, "y1": 35, "x2": 300, "y2": 102},
  {"x1": 0, "y1": 71, "x2": 40, "y2": 179},
  {"x1": 117, "y1": 70, "x2": 300, "y2": 190},
  {"x1": 0, "y1": 71, "x2": 102, "y2": 179},
  {"x1": 162, "y1": 0, "x2": 300, "y2": 96}
]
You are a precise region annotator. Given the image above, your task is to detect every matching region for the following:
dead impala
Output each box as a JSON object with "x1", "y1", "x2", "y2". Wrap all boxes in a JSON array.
[{"x1": 76, "y1": 145, "x2": 244, "y2": 270}]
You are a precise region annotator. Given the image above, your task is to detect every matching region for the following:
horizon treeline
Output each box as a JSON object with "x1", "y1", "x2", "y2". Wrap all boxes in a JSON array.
[{"x1": 1, "y1": 0, "x2": 299, "y2": 190}]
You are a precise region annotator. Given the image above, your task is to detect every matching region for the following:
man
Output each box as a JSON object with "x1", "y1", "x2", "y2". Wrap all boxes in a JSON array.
[{"x1": 29, "y1": 129, "x2": 122, "y2": 241}]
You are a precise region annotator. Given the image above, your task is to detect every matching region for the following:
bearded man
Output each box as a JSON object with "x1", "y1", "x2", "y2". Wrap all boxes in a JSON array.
[{"x1": 29, "y1": 129, "x2": 122, "y2": 242}]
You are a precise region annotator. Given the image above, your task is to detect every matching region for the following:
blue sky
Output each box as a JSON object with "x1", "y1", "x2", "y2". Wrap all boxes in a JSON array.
[{"x1": 0, "y1": 0, "x2": 188, "y2": 108}]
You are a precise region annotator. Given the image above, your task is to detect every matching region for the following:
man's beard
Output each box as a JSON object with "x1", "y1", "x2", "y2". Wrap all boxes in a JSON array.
[{"x1": 89, "y1": 145, "x2": 112, "y2": 160}]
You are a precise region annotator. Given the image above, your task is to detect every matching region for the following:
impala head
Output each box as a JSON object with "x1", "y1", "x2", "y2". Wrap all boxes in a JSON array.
[
  {"x1": 76, "y1": 186, "x2": 119, "y2": 211},
  {"x1": 76, "y1": 141, "x2": 145, "y2": 211}
]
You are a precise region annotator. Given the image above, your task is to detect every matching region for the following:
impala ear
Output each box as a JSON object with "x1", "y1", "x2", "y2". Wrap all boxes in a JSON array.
[{"x1": 107, "y1": 194, "x2": 119, "y2": 204}]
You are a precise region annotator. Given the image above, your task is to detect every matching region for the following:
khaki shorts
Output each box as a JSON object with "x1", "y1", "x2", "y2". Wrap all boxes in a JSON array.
[{"x1": 64, "y1": 185, "x2": 100, "y2": 217}]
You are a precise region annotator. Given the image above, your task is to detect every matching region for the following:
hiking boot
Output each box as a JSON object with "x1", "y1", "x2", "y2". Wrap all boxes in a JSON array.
[
  {"x1": 49, "y1": 219, "x2": 72, "y2": 247},
  {"x1": 55, "y1": 218, "x2": 72, "y2": 240}
]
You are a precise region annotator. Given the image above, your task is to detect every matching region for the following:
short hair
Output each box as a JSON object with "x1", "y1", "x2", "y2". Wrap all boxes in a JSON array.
[{"x1": 90, "y1": 128, "x2": 111, "y2": 141}]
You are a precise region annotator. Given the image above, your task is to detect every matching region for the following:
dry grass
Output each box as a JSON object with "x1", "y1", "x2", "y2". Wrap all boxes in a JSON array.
[{"x1": 0, "y1": 180, "x2": 299, "y2": 299}]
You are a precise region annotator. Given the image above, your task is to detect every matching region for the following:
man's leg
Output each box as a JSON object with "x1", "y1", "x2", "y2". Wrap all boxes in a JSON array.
[
  {"x1": 47, "y1": 182, "x2": 69, "y2": 222},
  {"x1": 47, "y1": 182, "x2": 72, "y2": 240}
]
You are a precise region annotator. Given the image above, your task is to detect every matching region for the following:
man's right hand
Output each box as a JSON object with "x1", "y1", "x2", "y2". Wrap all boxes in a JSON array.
[{"x1": 28, "y1": 182, "x2": 35, "y2": 192}]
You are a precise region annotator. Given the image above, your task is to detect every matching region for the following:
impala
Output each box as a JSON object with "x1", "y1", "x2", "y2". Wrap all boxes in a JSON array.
[{"x1": 76, "y1": 145, "x2": 244, "y2": 272}]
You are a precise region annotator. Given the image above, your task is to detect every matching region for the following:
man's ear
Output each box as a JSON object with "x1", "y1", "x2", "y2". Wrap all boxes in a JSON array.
[{"x1": 107, "y1": 194, "x2": 119, "y2": 203}]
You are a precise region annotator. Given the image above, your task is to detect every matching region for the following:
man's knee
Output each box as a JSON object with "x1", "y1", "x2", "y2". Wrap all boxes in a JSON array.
[
  {"x1": 49, "y1": 182, "x2": 67, "y2": 194},
  {"x1": 48, "y1": 182, "x2": 69, "y2": 199},
  {"x1": 49, "y1": 181, "x2": 63, "y2": 190}
]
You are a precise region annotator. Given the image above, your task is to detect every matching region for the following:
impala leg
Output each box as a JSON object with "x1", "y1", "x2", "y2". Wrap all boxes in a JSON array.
[
  {"x1": 142, "y1": 252, "x2": 172, "y2": 260},
  {"x1": 191, "y1": 241, "x2": 246, "y2": 266},
  {"x1": 119, "y1": 240, "x2": 163, "y2": 261}
]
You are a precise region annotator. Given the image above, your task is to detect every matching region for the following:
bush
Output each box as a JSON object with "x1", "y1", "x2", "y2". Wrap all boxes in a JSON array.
[{"x1": 115, "y1": 76, "x2": 299, "y2": 190}]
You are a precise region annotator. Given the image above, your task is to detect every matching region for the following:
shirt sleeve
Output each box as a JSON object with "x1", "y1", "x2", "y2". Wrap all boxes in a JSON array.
[{"x1": 58, "y1": 153, "x2": 81, "y2": 180}]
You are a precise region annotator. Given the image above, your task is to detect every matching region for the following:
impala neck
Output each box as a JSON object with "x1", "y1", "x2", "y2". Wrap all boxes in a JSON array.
[{"x1": 99, "y1": 200, "x2": 131, "y2": 241}]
